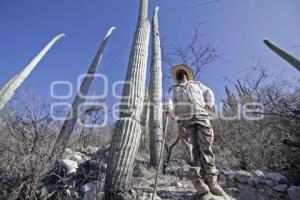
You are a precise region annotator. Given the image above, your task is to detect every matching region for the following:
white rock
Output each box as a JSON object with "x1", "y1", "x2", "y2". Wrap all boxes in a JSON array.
[
  {"x1": 233, "y1": 170, "x2": 252, "y2": 183},
  {"x1": 68, "y1": 154, "x2": 82, "y2": 162},
  {"x1": 58, "y1": 159, "x2": 78, "y2": 174},
  {"x1": 63, "y1": 151, "x2": 89, "y2": 163},
  {"x1": 287, "y1": 186, "x2": 300, "y2": 200},
  {"x1": 40, "y1": 186, "x2": 48, "y2": 196},
  {"x1": 252, "y1": 170, "x2": 264, "y2": 178},
  {"x1": 171, "y1": 181, "x2": 183, "y2": 187},
  {"x1": 65, "y1": 189, "x2": 71, "y2": 197},
  {"x1": 64, "y1": 148, "x2": 72, "y2": 154},
  {"x1": 221, "y1": 170, "x2": 235, "y2": 176},
  {"x1": 221, "y1": 170, "x2": 235, "y2": 180},
  {"x1": 192, "y1": 192, "x2": 228, "y2": 200},
  {"x1": 272, "y1": 184, "x2": 288, "y2": 192},
  {"x1": 86, "y1": 146, "x2": 98, "y2": 154},
  {"x1": 266, "y1": 172, "x2": 288, "y2": 183}
]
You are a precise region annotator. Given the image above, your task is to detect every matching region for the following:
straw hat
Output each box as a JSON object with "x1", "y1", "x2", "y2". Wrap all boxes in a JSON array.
[{"x1": 171, "y1": 64, "x2": 194, "y2": 83}]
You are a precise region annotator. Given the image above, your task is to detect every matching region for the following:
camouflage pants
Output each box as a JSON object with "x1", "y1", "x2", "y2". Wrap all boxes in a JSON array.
[{"x1": 178, "y1": 115, "x2": 218, "y2": 180}]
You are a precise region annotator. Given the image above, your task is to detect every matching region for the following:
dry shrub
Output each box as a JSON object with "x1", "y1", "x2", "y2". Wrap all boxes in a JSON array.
[
  {"x1": 0, "y1": 94, "x2": 58, "y2": 199},
  {"x1": 213, "y1": 67, "x2": 300, "y2": 172}
]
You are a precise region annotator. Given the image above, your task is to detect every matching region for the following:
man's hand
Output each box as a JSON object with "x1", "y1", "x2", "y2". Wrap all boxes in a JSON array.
[
  {"x1": 164, "y1": 105, "x2": 172, "y2": 114},
  {"x1": 164, "y1": 98, "x2": 173, "y2": 114},
  {"x1": 204, "y1": 105, "x2": 214, "y2": 113}
]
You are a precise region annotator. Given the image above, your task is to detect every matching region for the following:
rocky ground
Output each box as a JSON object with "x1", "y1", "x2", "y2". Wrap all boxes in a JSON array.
[{"x1": 37, "y1": 147, "x2": 300, "y2": 200}]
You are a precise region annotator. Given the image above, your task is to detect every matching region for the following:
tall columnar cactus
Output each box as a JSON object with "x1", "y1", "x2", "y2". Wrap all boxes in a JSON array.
[
  {"x1": 141, "y1": 89, "x2": 150, "y2": 146},
  {"x1": 51, "y1": 27, "x2": 116, "y2": 158},
  {"x1": 105, "y1": 0, "x2": 150, "y2": 199},
  {"x1": 223, "y1": 80, "x2": 253, "y2": 113},
  {"x1": 263, "y1": 39, "x2": 300, "y2": 72},
  {"x1": 223, "y1": 85, "x2": 237, "y2": 113},
  {"x1": 149, "y1": 7, "x2": 163, "y2": 167},
  {"x1": 235, "y1": 80, "x2": 252, "y2": 103},
  {"x1": 0, "y1": 33, "x2": 65, "y2": 110}
]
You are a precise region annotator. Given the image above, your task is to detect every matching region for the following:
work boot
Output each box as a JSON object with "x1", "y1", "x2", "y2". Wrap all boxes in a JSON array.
[
  {"x1": 206, "y1": 176, "x2": 230, "y2": 199},
  {"x1": 189, "y1": 167, "x2": 210, "y2": 195}
]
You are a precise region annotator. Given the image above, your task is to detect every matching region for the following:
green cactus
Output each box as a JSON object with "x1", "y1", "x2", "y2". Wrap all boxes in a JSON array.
[
  {"x1": 105, "y1": 0, "x2": 150, "y2": 199},
  {"x1": 149, "y1": 6, "x2": 163, "y2": 167}
]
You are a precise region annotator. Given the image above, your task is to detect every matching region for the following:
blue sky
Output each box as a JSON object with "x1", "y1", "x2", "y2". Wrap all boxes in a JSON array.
[{"x1": 0, "y1": 0, "x2": 299, "y2": 106}]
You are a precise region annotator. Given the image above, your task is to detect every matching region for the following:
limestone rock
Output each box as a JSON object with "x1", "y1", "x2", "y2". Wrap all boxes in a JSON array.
[
  {"x1": 221, "y1": 170, "x2": 235, "y2": 180},
  {"x1": 266, "y1": 172, "x2": 288, "y2": 184},
  {"x1": 171, "y1": 181, "x2": 183, "y2": 188},
  {"x1": 191, "y1": 193, "x2": 227, "y2": 200},
  {"x1": 40, "y1": 186, "x2": 49, "y2": 196},
  {"x1": 233, "y1": 170, "x2": 252, "y2": 184},
  {"x1": 86, "y1": 146, "x2": 99, "y2": 154},
  {"x1": 62, "y1": 150, "x2": 89, "y2": 163},
  {"x1": 36, "y1": 149, "x2": 292, "y2": 200},
  {"x1": 58, "y1": 159, "x2": 78, "y2": 174},
  {"x1": 287, "y1": 186, "x2": 300, "y2": 200},
  {"x1": 252, "y1": 170, "x2": 264, "y2": 178},
  {"x1": 272, "y1": 184, "x2": 288, "y2": 192}
]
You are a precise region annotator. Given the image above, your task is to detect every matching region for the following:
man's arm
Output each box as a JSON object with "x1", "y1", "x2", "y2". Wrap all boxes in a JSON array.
[{"x1": 197, "y1": 82, "x2": 215, "y2": 111}]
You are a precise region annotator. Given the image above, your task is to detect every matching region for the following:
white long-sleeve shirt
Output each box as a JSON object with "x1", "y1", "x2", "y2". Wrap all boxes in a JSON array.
[{"x1": 167, "y1": 80, "x2": 215, "y2": 118}]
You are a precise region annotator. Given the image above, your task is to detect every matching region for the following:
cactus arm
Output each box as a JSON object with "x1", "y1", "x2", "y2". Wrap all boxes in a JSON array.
[
  {"x1": 263, "y1": 39, "x2": 300, "y2": 72},
  {"x1": 0, "y1": 33, "x2": 65, "y2": 111},
  {"x1": 0, "y1": 75, "x2": 18, "y2": 97},
  {"x1": 51, "y1": 27, "x2": 116, "y2": 158}
]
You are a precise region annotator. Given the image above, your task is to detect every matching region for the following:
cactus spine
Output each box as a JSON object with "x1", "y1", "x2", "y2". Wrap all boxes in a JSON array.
[
  {"x1": 263, "y1": 39, "x2": 300, "y2": 72},
  {"x1": 51, "y1": 27, "x2": 116, "y2": 158},
  {"x1": 105, "y1": 0, "x2": 150, "y2": 199},
  {"x1": 0, "y1": 33, "x2": 65, "y2": 110},
  {"x1": 149, "y1": 7, "x2": 163, "y2": 167}
]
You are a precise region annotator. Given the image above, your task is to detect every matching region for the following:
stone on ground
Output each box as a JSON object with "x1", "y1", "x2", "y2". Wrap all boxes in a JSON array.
[
  {"x1": 287, "y1": 186, "x2": 300, "y2": 200},
  {"x1": 233, "y1": 170, "x2": 252, "y2": 184},
  {"x1": 272, "y1": 184, "x2": 288, "y2": 192},
  {"x1": 57, "y1": 159, "x2": 78, "y2": 174},
  {"x1": 191, "y1": 192, "x2": 229, "y2": 200},
  {"x1": 266, "y1": 172, "x2": 288, "y2": 183}
]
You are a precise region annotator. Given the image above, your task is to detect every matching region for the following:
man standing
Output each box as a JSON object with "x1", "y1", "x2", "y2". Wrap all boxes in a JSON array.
[{"x1": 165, "y1": 64, "x2": 229, "y2": 199}]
